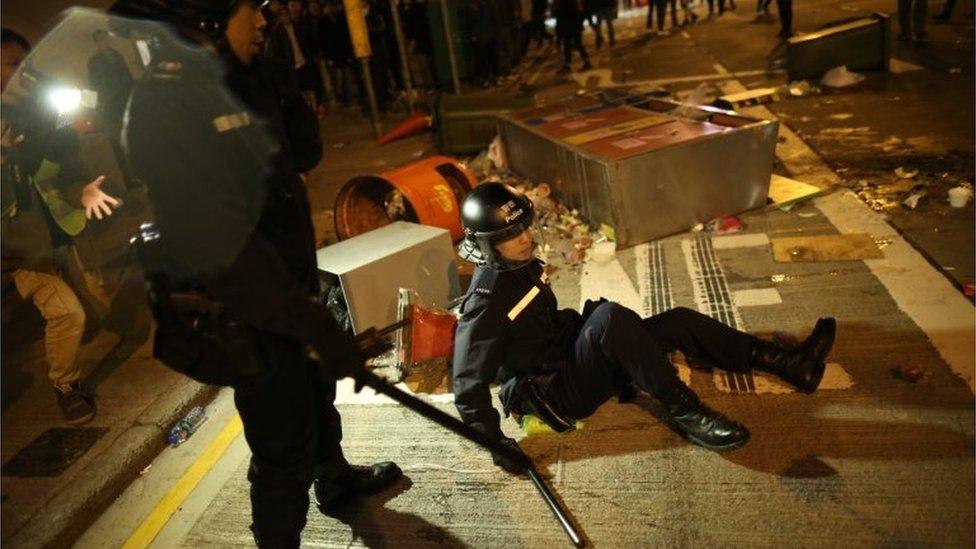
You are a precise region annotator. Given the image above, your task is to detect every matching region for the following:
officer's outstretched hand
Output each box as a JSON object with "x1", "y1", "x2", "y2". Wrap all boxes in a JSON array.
[{"x1": 493, "y1": 437, "x2": 528, "y2": 476}]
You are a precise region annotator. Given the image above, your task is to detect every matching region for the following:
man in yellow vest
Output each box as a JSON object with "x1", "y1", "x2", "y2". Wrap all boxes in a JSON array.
[{"x1": 2, "y1": 28, "x2": 121, "y2": 424}]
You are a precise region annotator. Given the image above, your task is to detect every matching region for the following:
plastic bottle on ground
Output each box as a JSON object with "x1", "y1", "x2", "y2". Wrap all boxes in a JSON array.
[{"x1": 167, "y1": 405, "x2": 208, "y2": 447}]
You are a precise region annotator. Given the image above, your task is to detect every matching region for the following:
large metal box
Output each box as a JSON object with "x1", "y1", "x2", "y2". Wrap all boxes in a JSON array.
[
  {"x1": 498, "y1": 98, "x2": 779, "y2": 247},
  {"x1": 787, "y1": 13, "x2": 891, "y2": 81},
  {"x1": 316, "y1": 222, "x2": 461, "y2": 335}
]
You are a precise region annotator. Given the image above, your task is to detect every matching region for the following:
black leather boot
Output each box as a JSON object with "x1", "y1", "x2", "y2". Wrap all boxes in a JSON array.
[
  {"x1": 314, "y1": 462, "x2": 402, "y2": 509},
  {"x1": 659, "y1": 384, "x2": 750, "y2": 451},
  {"x1": 751, "y1": 317, "x2": 836, "y2": 393}
]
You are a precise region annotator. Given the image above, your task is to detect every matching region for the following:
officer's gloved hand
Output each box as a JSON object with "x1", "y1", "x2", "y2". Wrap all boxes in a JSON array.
[
  {"x1": 309, "y1": 327, "x2": 368, "y2": 380},
  {"x1": 492, "y1": 437, "x2": 529, "y2": 476}
]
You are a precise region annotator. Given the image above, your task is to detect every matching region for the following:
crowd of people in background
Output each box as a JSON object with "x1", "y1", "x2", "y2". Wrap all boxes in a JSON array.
[{"x1": 254, "y1": 0, "x2": 790, "y2": 109}]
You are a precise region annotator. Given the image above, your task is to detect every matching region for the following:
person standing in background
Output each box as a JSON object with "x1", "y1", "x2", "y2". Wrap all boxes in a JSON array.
[{"x1": 554, "y1": 0, "x2": 592, "y2": 72}]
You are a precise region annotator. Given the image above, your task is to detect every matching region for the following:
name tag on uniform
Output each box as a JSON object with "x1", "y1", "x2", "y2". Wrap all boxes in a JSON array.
[
  {"x1": 213, "y1": 112, "x2": 251, "y2": 133},
  {"x1": 507, "y1": 286, "x2": 540, "y2": 321}
]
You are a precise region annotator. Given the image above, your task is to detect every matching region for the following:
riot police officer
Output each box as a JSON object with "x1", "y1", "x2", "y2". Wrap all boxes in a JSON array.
[
  {"x1": 108, "y1": 1, "x2": 400, "y2": 545},
  {"x1": 452, "y1": 183, "x2": 836, "y2": 472}
]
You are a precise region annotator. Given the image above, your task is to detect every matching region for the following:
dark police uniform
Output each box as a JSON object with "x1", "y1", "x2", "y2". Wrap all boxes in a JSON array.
[
  {"x1": 124, "y1": 44, "x2": 358, "y2": 545},
  {"x1": 453, "y1": 258, "x2": 759, "y2": 439}
]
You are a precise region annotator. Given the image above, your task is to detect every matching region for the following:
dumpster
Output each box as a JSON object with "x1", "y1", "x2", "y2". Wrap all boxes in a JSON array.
[{"x1": 498, "y1": 98, "x2": 779, "y2": 247}]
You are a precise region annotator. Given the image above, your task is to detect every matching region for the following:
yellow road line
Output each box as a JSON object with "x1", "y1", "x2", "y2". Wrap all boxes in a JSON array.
[{"x1": 123, "y1": 413, "x2": 244, "y2": 549}]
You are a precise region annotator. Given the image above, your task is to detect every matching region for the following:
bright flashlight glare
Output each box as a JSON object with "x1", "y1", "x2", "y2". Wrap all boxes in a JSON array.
[{"x1": 48, "y1": 87, "x2": 82, "y2": 115}]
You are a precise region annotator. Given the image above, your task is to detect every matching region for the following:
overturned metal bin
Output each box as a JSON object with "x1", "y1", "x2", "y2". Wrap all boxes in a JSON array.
[
  {"x1": 787, "y1": 13, "x2": 892, "y2": 81},
  {"x1": 498, "y1": 98, "x2": 779, "y2": 248}
]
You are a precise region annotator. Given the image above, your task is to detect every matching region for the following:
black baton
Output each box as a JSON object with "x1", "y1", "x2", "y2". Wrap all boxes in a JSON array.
[{"x1": 344, "y1": 320, "x2": 587, "y2": 547}]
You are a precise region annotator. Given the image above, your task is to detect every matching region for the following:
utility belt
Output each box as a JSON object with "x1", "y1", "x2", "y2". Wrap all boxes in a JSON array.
[
  {"x1": 132, "y1": 222, "x2": 265, "y2": 387},
  {"x1": 501, "y1": 375, "x2": 578, "y2": 434},
  {"x1": 151, "y1": 290, "x2": 266, "y2": 387}
]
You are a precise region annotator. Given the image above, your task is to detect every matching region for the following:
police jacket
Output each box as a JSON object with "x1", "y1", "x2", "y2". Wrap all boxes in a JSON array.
[
  {"x1": 452, "y1": 259, "x2": 583, "y2": 439},
  {"x1": 124, "y1": 42, "x2": 347, "y2": 350}
]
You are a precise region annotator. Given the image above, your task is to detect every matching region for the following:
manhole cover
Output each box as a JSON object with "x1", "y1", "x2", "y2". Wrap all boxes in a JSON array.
[{"x1": 3, "y1": 427, "x2": 108, "y2": 478}]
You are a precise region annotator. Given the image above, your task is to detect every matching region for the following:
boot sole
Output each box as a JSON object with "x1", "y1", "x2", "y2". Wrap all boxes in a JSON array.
[
  {"x1": 662, "y1": 416, "x2": 751, "y2": 452},
  {"x1": 684, "y1": 430, "x2": 751, "y2": 452}
]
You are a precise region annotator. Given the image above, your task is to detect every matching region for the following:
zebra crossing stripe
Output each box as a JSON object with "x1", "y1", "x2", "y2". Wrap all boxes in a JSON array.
[
  {"x1": 636, "y1": 242, "x2": 674, "y2": 317},
  {"x1": 681, "y1": 235, "x2": 744, "y2": 330}
]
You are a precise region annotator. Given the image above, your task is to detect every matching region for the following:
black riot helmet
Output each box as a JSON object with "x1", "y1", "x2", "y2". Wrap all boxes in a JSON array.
[
  {"x1": 109, "y1": 0, "x2": 258, "y2": 39},
  {"x1": 458, "y1": 183, "x2": 536, "y2": 269}
]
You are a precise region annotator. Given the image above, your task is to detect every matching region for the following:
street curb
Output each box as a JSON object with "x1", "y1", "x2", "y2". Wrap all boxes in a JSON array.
[{"x1": 6, "y1": 376, "x2": 219, "y2": 549}]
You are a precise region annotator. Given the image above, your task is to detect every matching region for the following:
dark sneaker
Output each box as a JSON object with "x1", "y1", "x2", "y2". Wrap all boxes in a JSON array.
[
  {"x1": 555, "y1": 65, "x2": 572, "y2": 75},
  {"x1": 581, "y1": 61, "x2": 594, "y2": 71},
  {"x1": 55, "y1": 383, "x2": 95, "y2": 425},
  {"x1": 314, "y1": 462, "x2": 402, "y2": 509}
]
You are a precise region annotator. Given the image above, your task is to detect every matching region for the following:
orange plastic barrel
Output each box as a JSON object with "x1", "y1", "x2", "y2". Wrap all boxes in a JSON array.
[{"x1": 334, "y1": 155, "x2": 476, "y2": 242}]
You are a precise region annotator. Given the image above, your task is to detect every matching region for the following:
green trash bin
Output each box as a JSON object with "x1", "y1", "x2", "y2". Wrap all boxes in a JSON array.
[
  {"x1": 435, "y1": 90, "x2": 536, "y2": 155},
  {"x1": 427, "y1": 0, "x2": 475, "y2": 86}
]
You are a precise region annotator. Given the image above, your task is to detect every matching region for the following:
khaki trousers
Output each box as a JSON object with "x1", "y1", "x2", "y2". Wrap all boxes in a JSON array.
[{"x1": 13, "y1": 267, "x2": 86, "y2": 386}]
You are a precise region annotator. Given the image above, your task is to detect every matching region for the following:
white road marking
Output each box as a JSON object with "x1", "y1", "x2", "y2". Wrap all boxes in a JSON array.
[
  {"x1": 713, "y1": 63, "x2": 975, "y2": 391},
  {"x1": 732, "y1": 288, "x2": 783, "y2": 307},
  {"x1": 579, "y1": 255, "x2": 644, "y2": 312},
  {"x1": 711, "y1": 233, "x2": 771, "y2": 249}
]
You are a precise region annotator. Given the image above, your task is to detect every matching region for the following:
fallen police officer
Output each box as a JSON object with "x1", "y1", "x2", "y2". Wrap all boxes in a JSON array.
[{"x1": 452, "y1": 183, "x2": 836, "y2": 472}]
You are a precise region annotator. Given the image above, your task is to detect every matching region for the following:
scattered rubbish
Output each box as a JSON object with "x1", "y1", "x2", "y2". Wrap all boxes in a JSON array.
[
  {"x1": 881, "y1": 136, "x2": 905, "y2": 152},
  {"x1": 828, "y1": 113, "x2": 854, "y2": 121},
  {"x1": 486, "y1": 135, "x2": 509, "y2": 172},
  {"x1": 719, "y1": 87, "x2": 781, "y2": 109},
  {"x1": 375, "y1": 111, "x2": 433, "y2": 146},
  {"x1": 673, "y1": 82, "x2": 713, "y2": 120},
  {"x1": 590, "y1": 240, "x2": 617, "y2": 263},
  {"x1": 964, "y1": 283, "x2": 975, "y2": 297},
  {"x1": 385, "y1": 189, "x2": 408, "y2": 220},
  {"x1": 412, "y1": 149, "x2": 425, "y2": 158},
  {"x1": 598, "y1": 223, "x2": 616, "y2": 241},
  {"x1": 786, "y1": 80, "x2": 820, "y2": 97},
  {"x1": 949, "y1": 67, "x2": 962, "y2": 74},
  {"x1": 894, "y1": 166, "x2": 919, "y2": 179},
  {"x1": 948, "y1": 186, "x2": 973, "y2": 208},
  {"x1": 894, "y1": 364, "x2": 933, "y2": 384},
  {"x1": 796, "y1": 211, "x2": 818, "y2": 218},
  {"x1": 770, "y1": 274, "x2": 795, "y2": 283},
  {"x1": 874, "y1": 238, "x2": 893, "y2": 249},
  {"x1": 901, "y1": 186, "x2": 926, "y2": 210},
  {"x1": 690, "y1": 222, "x2": 705, "y2": 232},
  {"x1": 330, "y1": 142, "x2": 348, "y2": 149},
  {"x1": 521, "y1": 414, "x2": 584, "y2": 435},
  {"x1": 889, "y1": 58, "x2": 924, "y2": 74},
  {"x1": 705, "y1": 215, "x2": 743, "y2": 235},
  {"x1": 771, "y1": 233, "x2": 884, "y2": 262},
  {"x1": 140, "y1": 464, "x2": 153, "y2": 476},
  {"x1": 768, "y1": 174, "x2": 822, "y2": 210},
  {"x1": 167, "y1": 406, "x2": 207, "y2": 447},
  {"x1": 820, "y1": 65, "x2": 866, "y2": 88}
]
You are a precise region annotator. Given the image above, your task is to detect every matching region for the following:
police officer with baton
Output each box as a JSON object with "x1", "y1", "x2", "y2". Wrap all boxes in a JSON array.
[{"x1": 108, "y1": 1, "x2": 401, "y2": 545}]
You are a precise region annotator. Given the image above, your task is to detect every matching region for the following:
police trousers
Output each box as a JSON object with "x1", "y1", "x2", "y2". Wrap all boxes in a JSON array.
[
  {"x1": 544, "y1": 302, "x2": 756, "y2": 419},
  {"x1": 233, "y1": 331, "x2": 346, "y2": 547}
]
